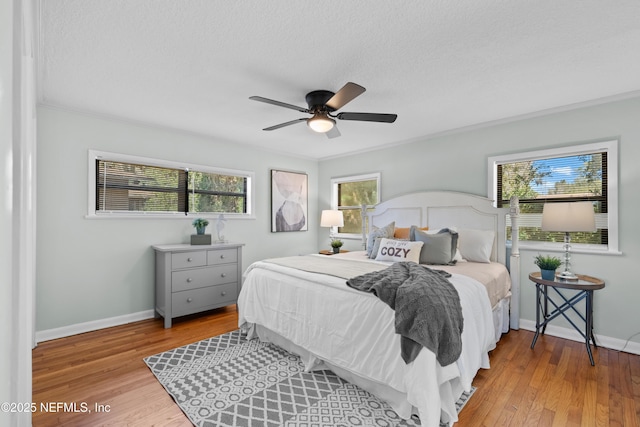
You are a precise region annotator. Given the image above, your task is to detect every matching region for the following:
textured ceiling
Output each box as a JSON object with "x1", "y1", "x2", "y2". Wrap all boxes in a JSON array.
[{"x1": 38, "y1": 1, "x2": 640, "y2": 160}]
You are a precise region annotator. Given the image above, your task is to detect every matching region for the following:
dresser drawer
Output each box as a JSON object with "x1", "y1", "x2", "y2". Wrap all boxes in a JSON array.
[
  {"x1": 172, "y1": 251, "x2": 207, "y2": 270},
  {"x1": 171, "y1": 283, "x2": 237, "y2": 317},
  {"x1": 208, "y1": 248, "x2": 238, "y2": 265},
  {"x1": 171, "y1": 264, "x2": 238, "y2": 292}
]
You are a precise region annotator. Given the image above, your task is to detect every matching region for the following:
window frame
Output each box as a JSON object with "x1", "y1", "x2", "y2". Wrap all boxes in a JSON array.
[
  {"x1": 330, "y1": 172, "x2": 381, "y2": 239},
  {"x1": 87, "y1": 150, "x2": 255, "y2": 219},
  {"x1": 487, "y1": 139, "x2": 619, "y2": 254}
]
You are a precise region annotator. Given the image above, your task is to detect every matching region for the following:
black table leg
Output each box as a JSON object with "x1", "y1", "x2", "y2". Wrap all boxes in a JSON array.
[
  {"x1": 586, "y1": 290, "x2": 595, "y2": 366},
  {"x1": 541, "y1": 285, "x2": 549, "y2": 335},
  {"x1": 531, "y1": 283, "x2": 542, "y2": 349}
]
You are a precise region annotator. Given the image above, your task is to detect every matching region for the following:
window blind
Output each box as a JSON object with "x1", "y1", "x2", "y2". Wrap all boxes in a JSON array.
[
  {"x1": 96, "y1": 160, "x2": 247, "y2": 215},
  {"x1": 497, "y1": 152, "x2": 607, "y2": 244}
]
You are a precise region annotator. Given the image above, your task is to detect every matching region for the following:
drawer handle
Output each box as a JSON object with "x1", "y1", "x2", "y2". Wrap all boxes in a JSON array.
[
  {"x1": 187, "y1": 278, "x2": 193, "y2": 283},
  {"x1": 187, "y1": 257, "x2": 193, "y2": 262},
  {"x1": 221, "y1": 273, "x2": 227, "y2": 278},
  {"x1": 220, "y1": 254, "x2": 225, "y2": 259},
  {"x1": 187, "y1": 297, "x2": 193, "y2": 303},
  {"x1": 221, "y1": 291, "x2": 226, "y2": 297}
]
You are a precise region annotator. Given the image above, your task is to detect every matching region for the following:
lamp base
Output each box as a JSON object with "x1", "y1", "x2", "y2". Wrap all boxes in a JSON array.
[
  {"x1": 558, "y1": 231, "x2": 579, "y2": 280},
  {"x1": 557, "y1": 270, "x2": 579, "y2": 280}
]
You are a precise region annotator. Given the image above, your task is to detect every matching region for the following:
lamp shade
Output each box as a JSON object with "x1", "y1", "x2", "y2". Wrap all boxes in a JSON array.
[
  {"x1": 320, "y1": 210, "x2": 344, "y2": 227},
  {"x1": 541, "y1": 202, "x2": 596, "y2": 232}
]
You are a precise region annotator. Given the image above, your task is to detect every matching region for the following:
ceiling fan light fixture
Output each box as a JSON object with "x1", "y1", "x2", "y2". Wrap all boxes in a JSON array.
[
  {"x1": 307, "y1": 115, "x2": 335, "y2": 133},
  {"x1": 250, "y1": 82, "x2": 397, "y2": 138}
]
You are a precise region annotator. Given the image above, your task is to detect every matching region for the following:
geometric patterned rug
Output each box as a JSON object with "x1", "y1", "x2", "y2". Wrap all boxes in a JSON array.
[{"x1": 144, "y1": 330, "x2": 474, "y2": 427}]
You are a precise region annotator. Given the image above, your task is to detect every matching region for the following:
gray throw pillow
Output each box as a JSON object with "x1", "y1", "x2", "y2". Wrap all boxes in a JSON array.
[
  {"x1": 366, "y1": 222, "x2": 395, "y2": 258},
  {"x1": 369, "y1": 236, "x2": 385, "y2": 260},
  {"x1": 410, "y1": 226, "x2": 458, "y2": 265}
]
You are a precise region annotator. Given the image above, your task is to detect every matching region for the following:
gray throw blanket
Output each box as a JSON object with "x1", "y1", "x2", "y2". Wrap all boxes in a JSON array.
[{"x1": 346, "y1": 262, "x2": 463, "y2": 366}]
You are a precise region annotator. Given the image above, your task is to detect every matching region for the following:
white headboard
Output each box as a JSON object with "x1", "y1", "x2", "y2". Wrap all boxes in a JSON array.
[
  {"x1": 367, "y1": 191, "x2": 508, "y2": 264},
  {"x1": 366, "y1": 190, "x2": 521, "y2": 330}
]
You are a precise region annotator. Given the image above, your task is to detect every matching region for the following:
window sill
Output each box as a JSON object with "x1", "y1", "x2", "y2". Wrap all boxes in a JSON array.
[
  {"x1": 333, "y1": 233, "x2": 365, "y2": 241},
  {"x1": 85, "y1": 213, "x2": 256, "y2": 220},
  {"x1": 512, "y1": 241, "x2": 622, "y2": 256}
]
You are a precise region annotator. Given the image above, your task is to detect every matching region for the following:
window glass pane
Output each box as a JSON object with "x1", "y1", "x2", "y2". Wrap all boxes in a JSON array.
[
  {"x1": 94, "y1": 157, "x2": 251, "y2": 216},
  {"x1": 340, "y1": 208, "x2": 365, "y2": 234},
  {"x1": 498, "y1": 152, "x2": 606, "y2": 244},
  {"x1": 190, "y1": 171, "x2": 246, "y2": 193},
  {"x1": 96, "y1": 160, "x2": 184, "y2": 212},
  {"x1": 505, "y1": 226, "x2": 606, "y2": 245},
  {"x1": 188, "y1": 171, "x2": 247, "y2": 214},
  {"x1": 332, "y1": 175, "x2": 379, "y2": 235},
  {"x1": 338, "y1": 180, "x2": 378, "y2": 207},
  {"x1": 189, "y1": 194, "x2": 246, "y2": 214},
  {"x1": 500, "y1": 154, "x2": 604, "y2": 203}
]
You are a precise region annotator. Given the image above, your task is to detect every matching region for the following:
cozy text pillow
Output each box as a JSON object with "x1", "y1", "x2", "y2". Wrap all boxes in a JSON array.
[{"x1": 374, "y1": 238, "x2": 423, "y2": 263}]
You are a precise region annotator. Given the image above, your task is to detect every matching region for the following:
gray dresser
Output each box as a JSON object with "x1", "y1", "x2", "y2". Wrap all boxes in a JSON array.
[{"x1": 152, "y1": 243, "x2": 244, "y2": 328}]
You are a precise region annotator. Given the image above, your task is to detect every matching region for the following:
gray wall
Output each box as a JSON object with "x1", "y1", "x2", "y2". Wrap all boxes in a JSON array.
[
  {"x1": 36, "y1": 106, "x2": 319, "y2": 331},
  {"x1": 318, "y1": 96, "x2": 640, "y2": 346},
  {"x1": 37, "y1": 96, "x2": 640, "y2": 349}
]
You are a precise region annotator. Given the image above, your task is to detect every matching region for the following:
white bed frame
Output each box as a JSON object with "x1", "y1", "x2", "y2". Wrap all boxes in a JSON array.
[
  {"x1": 366, "y1": 191, "x2": 521, "y2": 329},
  {"x1": 240, "y1": 190, "x2": 521, "y2": 426}
]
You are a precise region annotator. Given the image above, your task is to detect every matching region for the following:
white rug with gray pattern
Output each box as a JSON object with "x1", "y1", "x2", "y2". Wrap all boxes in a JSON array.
[{"x1": 144, "y1": 330, "x2": 474, "y2": 427}]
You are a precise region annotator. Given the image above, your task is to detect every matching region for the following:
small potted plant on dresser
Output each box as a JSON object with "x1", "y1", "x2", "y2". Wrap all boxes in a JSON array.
[
  {"x1": 191, "y1": 218, "x2": 211, "y2": 245},
  {"x1": 534, "y1": 254, "x2": 562, "y2": 280},
  {"x1": 330, "y1": 239, "x2": 343, "y2": 254}
]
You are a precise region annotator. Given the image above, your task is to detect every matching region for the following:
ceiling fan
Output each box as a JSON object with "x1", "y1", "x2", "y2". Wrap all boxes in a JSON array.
[{"x1": 249, "y1": 82, "x2": 397, "y2": 139}]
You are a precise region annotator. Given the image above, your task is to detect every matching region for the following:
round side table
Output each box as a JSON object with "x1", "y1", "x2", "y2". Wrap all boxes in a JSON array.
[{"x1": 529, "y1": 272, "x2": 605, "y2": 366}]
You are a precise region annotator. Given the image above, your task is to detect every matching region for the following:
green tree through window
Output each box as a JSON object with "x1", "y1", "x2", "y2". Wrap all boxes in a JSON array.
[
  {"x1": 497, "y1": 153, "x2": 606, "y2": 244},
  {"x1": 95, "y1": 158, "x2": 250, "y2": 216},
  {"x1": 188, "y1": 171, "x2": 247, "y2": 214},
  {"x1": 331, "y1": 173, "x2": 380, "y2": 235}
]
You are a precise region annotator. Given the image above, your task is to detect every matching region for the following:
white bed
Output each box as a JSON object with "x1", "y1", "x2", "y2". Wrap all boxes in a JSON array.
[{"x1": 238, "y1": 191, "x2": 521, "y2": 426}]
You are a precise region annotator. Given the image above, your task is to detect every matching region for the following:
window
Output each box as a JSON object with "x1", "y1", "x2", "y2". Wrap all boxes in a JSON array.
[
  {"x1": 331, "y1": 173, "x2": 380, "y2": 237},
  {"x1": 488, "y1": 140, "x2": 618, "y2": 253},
  {"x1": 88, "y1": 150, "x2": 254, "y2": 218}
]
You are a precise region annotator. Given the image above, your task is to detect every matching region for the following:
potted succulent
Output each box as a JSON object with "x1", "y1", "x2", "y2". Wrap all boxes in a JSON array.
[
  {"x1": 192, "y1": 218, "x2": 210, "y2": 235},
  {"x1": 330, "y1": 239, "x2": 343, "y2": 254},
  {"x1": 534, "y1": 254, "x2": 562, "y2": 280}
]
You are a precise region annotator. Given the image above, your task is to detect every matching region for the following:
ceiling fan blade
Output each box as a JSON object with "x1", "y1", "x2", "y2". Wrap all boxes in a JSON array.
[
  {"x1": 263, "y1": 118, "x2": 307, "y2": 131},
  {"x1": 325, "y1": 126, "x2": 341, "y2": 139},
  {"x1": 336, "y1": 112, "x2": 397, "y2": 123},
  {"x1": 325, "y1": 82, "x2": 366, "y2": 110},
  {"x1": 250, "y1": 96, "x2": 310, "y2": 113}
]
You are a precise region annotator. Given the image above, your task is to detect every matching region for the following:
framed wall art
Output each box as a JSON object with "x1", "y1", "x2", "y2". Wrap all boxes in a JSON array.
[{"x1": 271, "y1": 169, "x2": 308, "y2": 232}]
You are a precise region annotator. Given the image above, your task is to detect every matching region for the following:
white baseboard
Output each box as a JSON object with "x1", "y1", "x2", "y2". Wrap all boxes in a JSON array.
[
  {"x1": 519, "y1": 319, "x2": 640, "y2": 356},
  {"x1": 35, "y1": 309, "x2": 156, "y2": 344}
]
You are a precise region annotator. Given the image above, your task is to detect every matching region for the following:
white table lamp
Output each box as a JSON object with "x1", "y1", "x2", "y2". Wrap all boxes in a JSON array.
[
  {"x1": 541, "y1": 201, "x2": 596, "y2": 279},
  {"x1": 320, "y1": 210, "x2": 344, "y2": 239}
]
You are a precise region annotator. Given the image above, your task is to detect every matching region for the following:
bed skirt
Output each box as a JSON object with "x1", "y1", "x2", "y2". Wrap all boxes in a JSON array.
[
  {"x1": 493, "y1": 295, "x2": 511, "y2": 342},
  {"x1": 240, "y1": 294, "x2": 510, "y2": 426}
]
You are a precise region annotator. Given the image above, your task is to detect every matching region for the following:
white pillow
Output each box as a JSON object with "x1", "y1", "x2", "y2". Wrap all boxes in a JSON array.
[
  {"x1": 374, "y1": 238, "x2": 423, "y2": 263},
  {"x1": 457, "y1": 228, "x2": 495, "y2": 263}
]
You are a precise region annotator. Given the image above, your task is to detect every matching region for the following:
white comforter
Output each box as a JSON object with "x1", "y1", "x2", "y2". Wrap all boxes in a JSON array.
[{"x1": 238, "y1": 258, "x2": 496, "y2": 427}]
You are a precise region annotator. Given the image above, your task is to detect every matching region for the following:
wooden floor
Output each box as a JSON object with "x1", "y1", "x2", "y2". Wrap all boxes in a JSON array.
[{"x1": 32, "y1": 306, "x2": 640, "y2": 426}]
